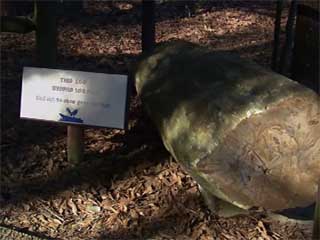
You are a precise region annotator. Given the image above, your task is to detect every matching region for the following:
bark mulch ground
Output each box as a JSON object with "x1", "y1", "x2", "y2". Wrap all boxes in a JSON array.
[{"x1": 1, "y1": 1, "x2": 313, "y2": 239}]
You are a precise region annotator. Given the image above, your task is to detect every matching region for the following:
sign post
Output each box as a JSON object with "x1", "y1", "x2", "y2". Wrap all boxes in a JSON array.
[
  {"x1": 20, "y1": 67, "x2": 128, "y2": 164},
  {"x1": 68, "y1": 125, "x2": 84, "y2": 164}
]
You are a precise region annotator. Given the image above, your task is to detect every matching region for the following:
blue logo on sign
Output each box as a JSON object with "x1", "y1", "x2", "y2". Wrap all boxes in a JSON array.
[{"x1": 59, "y1": 107, "x2": 83, "y2": 123}]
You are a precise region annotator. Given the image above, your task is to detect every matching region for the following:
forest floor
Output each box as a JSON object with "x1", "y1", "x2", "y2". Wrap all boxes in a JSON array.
[{"x1": 0, "y1": 1, "x2": 314, "y2": 240}]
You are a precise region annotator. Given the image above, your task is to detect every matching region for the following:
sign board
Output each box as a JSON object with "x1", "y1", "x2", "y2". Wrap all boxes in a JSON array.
[{"x1": 20, "y1": 67, "x2": 128, "y2": 129}]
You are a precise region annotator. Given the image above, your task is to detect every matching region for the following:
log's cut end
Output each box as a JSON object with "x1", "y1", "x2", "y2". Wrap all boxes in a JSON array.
[
  {"x1": 197, "y1": 93, "x2": 320, "y2": 211},
  {"x1": 135, "y1": 40, "x2": 320, "y2": 213}
]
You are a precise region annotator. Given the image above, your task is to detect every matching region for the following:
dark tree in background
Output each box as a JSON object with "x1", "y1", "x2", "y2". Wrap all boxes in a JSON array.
[
  {"x1": 292, "y1": 1, "x2": 319, "y2": 94},
  {"x1": 0, "y1": 0, "x2": 35, "y2": 33},
  {"x1": 279, "y1": 0, "x2": 297, "y2": 75},
  {"x1": 36, "y1": 1, "x2": 84, "y2": 163},
  {"x1": 271, "y1": 0, "x2": 319, "y2": 95},
  {"x1": 36, "y1": 1, "x2": 57, "y2": 67},
  {"x1": 0, "y1": 1, "x2": 57, "y2": 64},
  {"x1": 142, "y1": 0, "x2": 155, "y2": 53},
  {"x1": 0, "y1": 0, "x2": 33, "y2": 16},
  {"x1": 1, "y1": 0, "x2": 84, "y2": 163},
  {"x1": 37, "y1": 0, "x2": 84, "y2": 163},
  {"x1": 272, "y1": 0, "x2": 283, "y2": 71}
]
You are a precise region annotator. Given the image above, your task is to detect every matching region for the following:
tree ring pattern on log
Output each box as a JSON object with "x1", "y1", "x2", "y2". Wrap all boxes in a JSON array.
[{"x1": 197, "y1": 95, "x2": 320, "y2": 211}]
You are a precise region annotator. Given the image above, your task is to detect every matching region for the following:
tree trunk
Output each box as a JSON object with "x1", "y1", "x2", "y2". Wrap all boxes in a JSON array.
[
  {"x1": 271, "y1": 0, "x2": 283, "y2": 71},
  {"x1": 291, "y1": 1, "x2": 319, "y2": 93},
  {"x1": 0, "y1": 1, "x2": 33, "y2": 16},
  {"x1": 35, "y1": 1, "x2": 57, "y2": 67},
  {"x1": 0, "y1": 0, "x2": 9, "y2": 16},
  {"x1": 279, "y1": 0, "x2": 297, "y2": 75},
  {"x1": 142, "y1": 0, "x2": 155, "y2": 53},
  {"x1": 36, "y1": 1, "x2": 84, "y2": 164}
]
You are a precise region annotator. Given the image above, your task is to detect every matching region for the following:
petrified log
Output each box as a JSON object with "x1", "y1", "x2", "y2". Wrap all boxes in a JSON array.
[{"x1": 135, "y1": 41, "x2": 320, "y2": 216}]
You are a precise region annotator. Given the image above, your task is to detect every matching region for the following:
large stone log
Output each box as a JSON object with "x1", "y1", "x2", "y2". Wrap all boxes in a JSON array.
[{"x1": 135, "y1": 41, "x2": 320, "y2": 216}]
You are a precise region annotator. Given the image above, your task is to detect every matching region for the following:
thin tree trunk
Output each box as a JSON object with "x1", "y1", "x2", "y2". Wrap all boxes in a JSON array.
[
  {"x1": 0, "y1": 0, "x2": 8, "y2": 16},
  {"x1": 279, "y1": 0, "x2": 297, "y2": 75},
  {"x1": 291, "y1": 1, "x2": 319, "y2": 93},
  {"x1": 272, "y1": 0, "x2": 283, "y2": 71},
  {"x1": 36, "y1": 1, "x2": 57, "y2": 67},
  {"x1": 142, "y1": 0, "x2": 155, "y2": 53},
  {"x1": 36, "y1": 1, "x2": 84, "y2": 164}
]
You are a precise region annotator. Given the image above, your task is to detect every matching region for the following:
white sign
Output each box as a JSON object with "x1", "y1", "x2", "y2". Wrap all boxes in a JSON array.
[{"x1": 20, "y1": 67, "x2": 128, "y2": 129}]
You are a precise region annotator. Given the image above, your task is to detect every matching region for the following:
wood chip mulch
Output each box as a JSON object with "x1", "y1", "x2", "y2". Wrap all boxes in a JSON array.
[{"x1": 1, "y1": 1, "x2": 313, "y2": 239}]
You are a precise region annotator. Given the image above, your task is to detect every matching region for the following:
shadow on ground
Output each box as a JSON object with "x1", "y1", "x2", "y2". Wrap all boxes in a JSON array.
[{"x1": 0, "y1": 39, "x2": 273, "y2": 208}]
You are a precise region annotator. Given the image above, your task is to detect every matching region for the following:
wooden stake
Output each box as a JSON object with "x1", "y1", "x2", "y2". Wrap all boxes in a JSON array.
[{"x1": 67, "y1": 125, "x2": 84, "y2": 164}]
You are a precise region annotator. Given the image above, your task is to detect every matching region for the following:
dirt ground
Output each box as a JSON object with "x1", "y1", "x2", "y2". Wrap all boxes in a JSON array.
[{"x1": 0, "y1": 1, "x2": 314, "y2": 239}]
